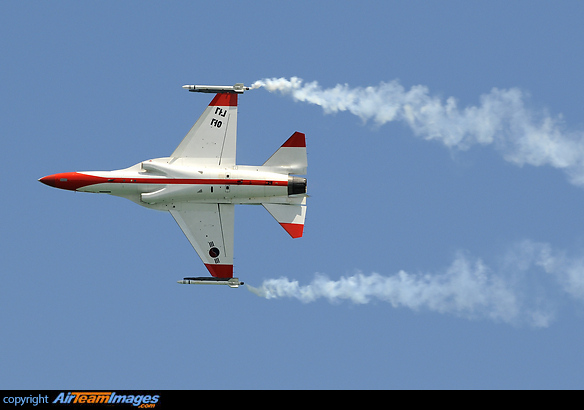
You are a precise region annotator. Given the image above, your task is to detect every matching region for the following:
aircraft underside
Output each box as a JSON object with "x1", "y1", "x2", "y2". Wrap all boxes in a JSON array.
[{"x1": 39, "y1": 85, "x2": 307, "y2": 287}]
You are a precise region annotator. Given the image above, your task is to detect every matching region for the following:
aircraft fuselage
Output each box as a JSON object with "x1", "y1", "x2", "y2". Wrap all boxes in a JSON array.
[
  {"x1": 39, "y1": 87, "x2": 308, "y2": 282},
  {"x1": 39, "y1": 158, "x2": 307, "y2": 211}
]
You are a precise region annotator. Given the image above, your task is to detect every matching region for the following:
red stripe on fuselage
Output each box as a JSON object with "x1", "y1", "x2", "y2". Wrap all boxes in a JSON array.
[
  {"x1": 106, "y1": 178, "x2": 287, "y2": 186},
  {"x1": 40, "y1": 172, "x2": 287, "y2": 191}
]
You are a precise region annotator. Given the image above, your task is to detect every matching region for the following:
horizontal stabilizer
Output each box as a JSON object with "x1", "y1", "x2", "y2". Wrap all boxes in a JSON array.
[
  {"x1": 262, "y1": 132, "x2": 307, "y2": 175},
  {"x1": 263, "y1": 196, "x2": 307, "y2": 238}
]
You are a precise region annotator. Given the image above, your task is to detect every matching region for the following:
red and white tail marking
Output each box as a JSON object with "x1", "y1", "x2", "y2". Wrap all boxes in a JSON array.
[
  {"x1": 262, "y1": 132, "x2": 307, "y2": 175},
  {"x1": 263, "y1": 196, "x2": 307, "y2": 239},
  {"x1": 279, "y1": 223, "x2": 304, "y2": 239}
]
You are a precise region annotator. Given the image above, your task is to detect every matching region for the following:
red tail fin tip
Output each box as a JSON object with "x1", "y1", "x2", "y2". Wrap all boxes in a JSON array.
[
  {"x1": 280, "y1": 223, "x2": 304, "y2": 238},
  {"x1": 281, "y1": 132, "x2": 305, "y2": 148}
]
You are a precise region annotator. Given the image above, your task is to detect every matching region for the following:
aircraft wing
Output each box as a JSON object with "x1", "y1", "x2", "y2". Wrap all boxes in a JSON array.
[
  {"x1": 169, "y1": 203, "x2": 234, "y2": 278},
  {"x1": 171, "y1": 93, "x2": 238, "y2": 167}
]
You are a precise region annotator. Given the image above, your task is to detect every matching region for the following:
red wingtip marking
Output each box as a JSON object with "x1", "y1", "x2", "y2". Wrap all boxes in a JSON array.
[
  {"x1": 280, "y1": 223, "x2": 304, "y2": 238},
  {"x1": 281, "y1": 132, "x2": 305, "y2": 148},
  {"x1": 209, "y1": 93, "x2": 238, "y2": 107},
  {"x1": 205, "y1": 264, "x2": 234, "y2": 278}
]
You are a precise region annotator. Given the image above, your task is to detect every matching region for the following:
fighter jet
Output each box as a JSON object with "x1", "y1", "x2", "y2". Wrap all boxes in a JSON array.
[{"x1": 39, "y1": 84, "x2": 307, "y2": 288}]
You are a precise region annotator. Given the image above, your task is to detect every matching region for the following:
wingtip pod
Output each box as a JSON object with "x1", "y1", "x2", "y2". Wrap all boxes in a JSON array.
[
  {"x1": 178, "y1": 277, "x2": 243, "y2": 288},
  {"x1": 182, "y1": 83, "x2": 250, "y2": 93}
]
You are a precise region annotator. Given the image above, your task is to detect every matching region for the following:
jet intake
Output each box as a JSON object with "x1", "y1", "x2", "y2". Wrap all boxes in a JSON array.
[
  {"x1": 288, "y1": 176, "x2": 307, "y2": 195},
  {"x1": 141, "y1": 161, "x2": 171, "y2": 175}
]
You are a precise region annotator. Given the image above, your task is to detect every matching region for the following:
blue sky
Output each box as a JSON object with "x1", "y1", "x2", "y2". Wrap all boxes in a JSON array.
[{"x1": 3, "y1": 1, "x2": 584, "y2": 389}]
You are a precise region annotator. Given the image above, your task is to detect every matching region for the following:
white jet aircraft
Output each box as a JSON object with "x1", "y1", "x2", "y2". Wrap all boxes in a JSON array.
[{"x1": 39, "y1": 84, "x2": 307, "y2": 288}]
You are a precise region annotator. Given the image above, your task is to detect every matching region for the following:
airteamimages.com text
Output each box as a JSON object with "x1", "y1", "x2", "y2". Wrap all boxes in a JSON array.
[{"x1": 2, "y1": 391, "x2": 160, "y2": 407}]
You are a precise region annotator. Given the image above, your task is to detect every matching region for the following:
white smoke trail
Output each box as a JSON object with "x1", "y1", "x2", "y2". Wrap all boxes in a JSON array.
[
  {"x1": 248, "y1": 78, "x2": 584, "y2": 326},
  {"x1": 252, "y1": 77, "x2": 584, "y2": 185},
  {"x1": 247, "y1": 240, "x2": 584, "y2": 327}
]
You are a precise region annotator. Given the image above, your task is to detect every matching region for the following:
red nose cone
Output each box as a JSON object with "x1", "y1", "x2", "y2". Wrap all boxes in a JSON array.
[
  {"x1": 38, "y1": 172, "x2": 108, "y2": 191},
  {"x1": 38, "y1": 175, "x2": 57, "y2": 188}
]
